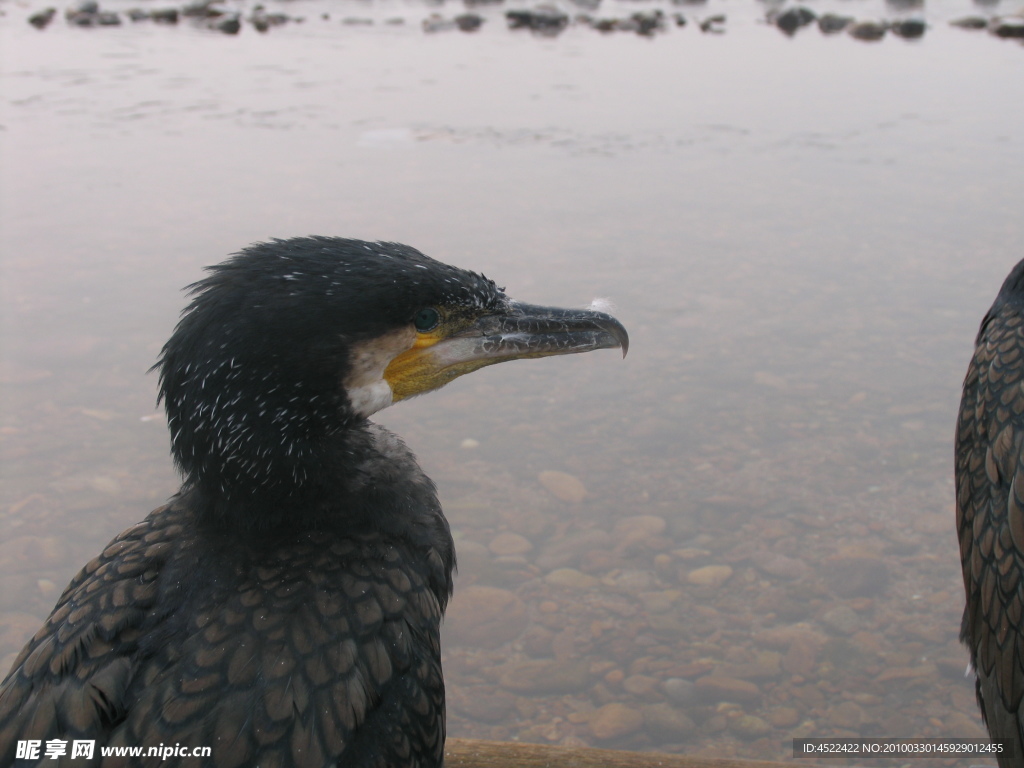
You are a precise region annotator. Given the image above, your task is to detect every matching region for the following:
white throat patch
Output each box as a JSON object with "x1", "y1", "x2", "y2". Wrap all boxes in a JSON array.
[{"x1": 343, "y1": 327, "x2": 417, "y2": 419}]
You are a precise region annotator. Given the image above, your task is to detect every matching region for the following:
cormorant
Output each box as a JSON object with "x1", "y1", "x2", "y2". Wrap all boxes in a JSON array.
[
  {"x1": 0, "y1": 237, "x2": 628, "y2": 767},
  {"x1": 957, "y1": 257, "x2": 1024, "y2": 766}
]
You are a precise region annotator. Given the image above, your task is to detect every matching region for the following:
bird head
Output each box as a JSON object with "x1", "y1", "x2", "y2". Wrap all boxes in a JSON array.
[{"x1": 155, "y1": 237, "x2": 628, "y2": 510}]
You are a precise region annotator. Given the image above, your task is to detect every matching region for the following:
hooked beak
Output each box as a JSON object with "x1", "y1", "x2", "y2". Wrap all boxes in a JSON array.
[{"x1": 384, "y1": 301, "x2": 628, "y2": 402}]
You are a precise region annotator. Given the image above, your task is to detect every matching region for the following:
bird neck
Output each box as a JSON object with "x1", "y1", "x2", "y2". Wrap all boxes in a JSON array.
[{"x1": 183, "y1": 421, "x2": 452, "y2": 563}]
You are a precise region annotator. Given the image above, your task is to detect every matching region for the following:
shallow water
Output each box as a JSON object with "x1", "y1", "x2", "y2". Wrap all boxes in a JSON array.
[{"x1": 2, "y1": 0, "x2": 1024, "y2": 760}]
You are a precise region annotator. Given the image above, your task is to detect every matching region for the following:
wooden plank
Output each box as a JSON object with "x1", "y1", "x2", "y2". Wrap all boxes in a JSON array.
[{"x1": 446, "y1": 738, "x2": 799, "y2": 768}]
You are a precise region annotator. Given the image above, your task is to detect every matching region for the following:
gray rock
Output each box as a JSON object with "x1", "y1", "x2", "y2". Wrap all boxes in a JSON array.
[
  {"x1": 455, "y1": 12, "x2": 484, "y2": 30},
  {"x1": 66, "y1": 7, "x2": 98, "y2": 25},
  {"x1": 506, "y1": 5, "x2": 570, "y2": 33},
  {"x1": 586, "y1": 16, "x2": 617, "y2": 31},
  {"x1": 631, "y1": 9, "x2": 665, "y2": 35},
  {"x1": 182, "y1": 0, "x2": 226, "y2": 18},
  {"x1": 950, "y1": 15, "x2": 988, "y2": 28},
  {"x1": 28, "y1": 7, "x2": 56, "y2": 27},
  {"x1": 818, "y1": 13, "x2": 853, "y2": 33},
  {"x1": 773, "y1": 6, "x2": 815, "y2": 34},
  {"x1": 991, "y1": 17, "x2": 1024, "y2": 37},
  {"x1": 751, "y1": 551, "x2": 809, "y2": 580},
  {"x1": 891, "y1": 18, "x2": 926, "y2": 38},
  {"x1": 211, "y1": 14, "x2": 240, "y2": 33},
  {"x1": 821, "y1": 605, "x2": 860, "y2": 636},
  {"x1": 848, "y1": 20, "x2": 888, "y2": 40},
  {"x1": 250, "y1": 7, "x2": 287, "y2": 27},
  {"x1": 699, "y1": 13, "x2": 725, "y2": 32},
  {"x1": 663, "y1": 677, "x2": 699, "y2": 707},
  {"x1": 252, "y1": 12, "x2": 285, "y2": 30},
  {"x1": 825, "y1": 557, "x2": 889, "y2": 598}
]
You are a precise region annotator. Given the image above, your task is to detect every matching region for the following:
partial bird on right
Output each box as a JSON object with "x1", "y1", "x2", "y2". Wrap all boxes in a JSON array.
[{"x1": 957, "y1": 257, "x2": 1024, "y2": 767}]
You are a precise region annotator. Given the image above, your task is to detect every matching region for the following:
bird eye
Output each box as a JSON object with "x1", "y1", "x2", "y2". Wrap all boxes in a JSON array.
[{"x1": 414, "y1": 308, "x2": 440, "y2": 332}]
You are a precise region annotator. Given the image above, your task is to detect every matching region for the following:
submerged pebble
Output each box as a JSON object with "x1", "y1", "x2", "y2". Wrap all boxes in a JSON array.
[
  {"x1": 444, "y1": 585, "x2": 527, "y2": 648},
  {"x1": 825, "y1": 556, "x2": 889, "y2": 598},
  {"x1": 489, "y1": 532, "x2": 532, "y2": 556},
  {"x1": 641, "y1": 703, "x2": 696, "y2": 739},
  {"x1": 0, "y1": 536, "x2": 67, "y2": 571},
  {"x1": 498, "y1": 659, "x2": 590, "y2": 693},
  {"x1": 613, "y1": 515, "x2": 666, "y2": 547},
  {"x1": 545, "y1": 567, "x2": 598, "y2": 590},
  {"x1": 589, "y1": 702, "x2": 644, "y2": 740},
  {"x1": 538, "y1": 470, "x2": 587, "y2": 503},
  {"x1": 662, "y1": 677, "x2": 698, "y2": 706},
  {"x1": 820, "y1": 605, "x2": 860, "y2": 636},
  {"x1": 448, "y1": 686, "x2": 517, "y2": 723},
  {"x1": 730, "y1": 714, "x2": 771, "y2": 739},
  {"x1": 695, "y1": 675, "x2": 761, "y2": 703},
  {"x1": 536, "y1": 528, "x2": 612, "y2": 570},
  {"x1": 686, "y1": 564, "x2": 732, "y2": 588}
]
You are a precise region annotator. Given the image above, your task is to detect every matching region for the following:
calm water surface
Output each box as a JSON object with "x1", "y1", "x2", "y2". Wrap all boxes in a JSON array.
[{"x1": 1, "y1": 0, "x2": 1023, "y2": 760}]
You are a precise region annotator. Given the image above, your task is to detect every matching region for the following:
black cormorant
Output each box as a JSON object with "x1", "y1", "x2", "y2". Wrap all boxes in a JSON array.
[
  {"x1": 0, "y1": 237, "x2": 628, "y2": 767},
  {"x1": 957, "y1": 257, "x2": 1024, "y2": 766}
]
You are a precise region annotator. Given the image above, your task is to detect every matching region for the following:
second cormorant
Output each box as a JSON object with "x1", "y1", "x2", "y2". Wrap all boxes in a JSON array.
[{"x1": 958, "y1": 257, "x2": 1024, "y2": 767}]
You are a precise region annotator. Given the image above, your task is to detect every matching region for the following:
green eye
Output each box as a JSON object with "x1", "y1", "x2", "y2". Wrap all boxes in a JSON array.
[{"x1": 414, "y1": 307, "x2": 440, "y2": 332}]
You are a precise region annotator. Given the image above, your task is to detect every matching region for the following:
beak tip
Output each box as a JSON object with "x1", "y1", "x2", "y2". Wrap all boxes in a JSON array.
[
  {"x1": 609, "y1": 324, "x2": 629, "y2": 359},
  {"x1": 588, "y1": 310, "x2": 628, "y2": 360},
  {"x1": 616, "y1": 336, "x2": 629, "y2": 358}
]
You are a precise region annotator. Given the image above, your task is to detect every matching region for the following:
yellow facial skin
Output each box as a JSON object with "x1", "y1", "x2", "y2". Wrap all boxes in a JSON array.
[{"x1": 383, "y1": 312, "x2": 499, "y2": 402}]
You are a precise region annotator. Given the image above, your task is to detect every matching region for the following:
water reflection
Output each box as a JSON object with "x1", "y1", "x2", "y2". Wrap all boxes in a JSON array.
[{"x1": 2, "y1": 0, "x2": 1023, "y2": 761}]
